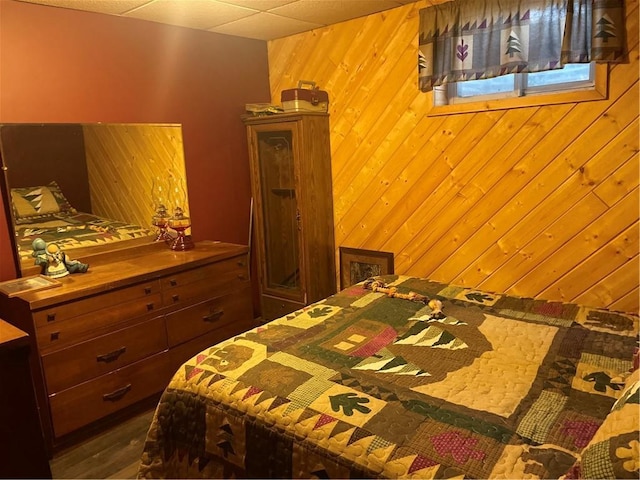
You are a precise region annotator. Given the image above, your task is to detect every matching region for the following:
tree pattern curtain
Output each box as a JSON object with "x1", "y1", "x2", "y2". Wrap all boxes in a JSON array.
[
  {"x1": 419, "y1": 0, "x2": 627, "y2": 92},
  {"x1": 562, "y1": 0, "x2": 627, "y2": 63}
]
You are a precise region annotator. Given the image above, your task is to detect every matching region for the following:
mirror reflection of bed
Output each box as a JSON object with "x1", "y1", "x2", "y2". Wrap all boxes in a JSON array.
[{"x1": 0, "y1": 123, "x2": 191, "y2": 277}]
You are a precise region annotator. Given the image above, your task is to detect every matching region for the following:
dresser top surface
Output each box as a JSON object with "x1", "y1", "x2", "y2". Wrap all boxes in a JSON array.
[{"x1": 4, "y1": 240, "x2": 248, "y2": 309}]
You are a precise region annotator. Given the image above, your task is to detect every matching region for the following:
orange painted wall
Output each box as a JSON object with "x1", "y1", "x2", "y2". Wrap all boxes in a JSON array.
[{"x1": 0, "y1": 0, "x2": 270, "y2": 281}]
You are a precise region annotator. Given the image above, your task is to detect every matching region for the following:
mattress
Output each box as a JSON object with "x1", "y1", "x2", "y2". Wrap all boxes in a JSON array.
[{"x1": 137, "y1": 275, "x2": 639, "y2": 479}]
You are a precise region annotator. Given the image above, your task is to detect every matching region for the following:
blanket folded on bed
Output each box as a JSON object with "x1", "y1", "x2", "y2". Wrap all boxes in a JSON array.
[{"x1": 138, "y1": 276, "x2": 638, "y2": 479}]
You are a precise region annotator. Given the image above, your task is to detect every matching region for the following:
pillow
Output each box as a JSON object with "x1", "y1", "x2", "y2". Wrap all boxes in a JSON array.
[
  {"x1": 566, "y1": 369, "x2": 640, "y2": 479},
  {"x1": 46, "y1": 181, "x2": 76, "y2": 214},
  {"x1": 11, "y1": 181, "x2": 76, "y2": 220}
]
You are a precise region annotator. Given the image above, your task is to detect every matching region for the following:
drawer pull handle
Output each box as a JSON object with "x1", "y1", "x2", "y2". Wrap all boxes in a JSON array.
[
  {"x1": 237, "y1": 260, "x2": 245, "y2": 267},
  {"x1": 144, "y1": 287, "x2": 152, "y2": 294},
  {"x1": 146, "y1": 303, "x2": 155, "y2": 311},
  {"x1": 170, "y1": 279, "x2": 177, "y2": 286},
  {"x1": 47, "y1": 313, "x2": 56, "y2": 322},
  {"x1": 203, "y1": 309, "x2": 224, "y2": 322},
  {"x1": 97, "y1": 346, "x2": 126, "y2": 363},
  {"x1": 103, "y1": 384, "x2": 132, "y2": 402},
  {"x1": 172, "y1": 294, "x2": 180, "y2": 302},
  {"x1": 238, "y1": 274, "x2": 246, "y2": 280},
  {"x1": 50, "y1": 331, "x2": 60, "y2": 341}
]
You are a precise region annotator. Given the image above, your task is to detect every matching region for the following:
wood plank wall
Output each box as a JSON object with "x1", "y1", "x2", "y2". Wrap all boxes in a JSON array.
[
  {"x1": 268, "y1": 0, "x2": 639, "y2": 313},
  {"x1": 83, "y1": 124, "x2": 190, "y2": 230}
]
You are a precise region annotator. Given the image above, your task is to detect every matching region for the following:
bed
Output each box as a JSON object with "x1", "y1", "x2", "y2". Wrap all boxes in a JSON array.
[
  {"x1": 137, "y1": 275, "x2": 639, "y2": 479},
  {"x1": 10, "y1": 181, "x2": 154, "y2": 268}
]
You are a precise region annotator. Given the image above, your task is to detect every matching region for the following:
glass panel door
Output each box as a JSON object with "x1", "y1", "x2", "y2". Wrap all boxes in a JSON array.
[{"x1": 256, "y1": 129, "x2": 302, "y2": 298}]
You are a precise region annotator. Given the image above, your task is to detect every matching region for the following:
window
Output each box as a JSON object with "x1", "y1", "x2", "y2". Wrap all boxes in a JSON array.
[
  {"x1": 418, "y1": 0, "x2": 624, "y2": 116},
  {"x1": 428, "y1": 62, "x2": 607, "y2": 116},
  {"x1": 437, "y1": 63, "x2": 595, "y2": 106}
]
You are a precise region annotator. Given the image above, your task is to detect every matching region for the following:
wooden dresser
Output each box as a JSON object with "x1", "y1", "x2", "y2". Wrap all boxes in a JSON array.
[{"x1": 0, "y1": 240, "x2": 255, "y2": 453}]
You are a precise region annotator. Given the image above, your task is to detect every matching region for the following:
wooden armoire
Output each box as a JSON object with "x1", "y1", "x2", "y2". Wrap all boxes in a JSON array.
[{"x1": 243, "y1": 112, "x2": 336, "y2": 321}]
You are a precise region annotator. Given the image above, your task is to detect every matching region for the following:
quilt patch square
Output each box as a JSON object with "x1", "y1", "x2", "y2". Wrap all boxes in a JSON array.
[
  {"x1": 413, "y1": 314, "x2": 558, "y2": 417},
  {"x1": 238, "y1": 360, "x2": 312, "y2": 398}
]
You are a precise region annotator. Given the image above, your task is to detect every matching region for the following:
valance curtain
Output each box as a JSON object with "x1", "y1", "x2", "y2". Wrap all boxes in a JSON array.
[{"x1": 418, "y1": 0, "x2": 627, "y2": 92}]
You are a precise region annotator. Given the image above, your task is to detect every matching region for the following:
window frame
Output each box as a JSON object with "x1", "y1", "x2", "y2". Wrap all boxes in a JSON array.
[{"x1": 427, "y1": 63, "x2": 608, "y2": 117}]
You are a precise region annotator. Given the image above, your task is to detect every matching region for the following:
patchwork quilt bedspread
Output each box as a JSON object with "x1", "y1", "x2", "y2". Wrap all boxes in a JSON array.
[
  {"x1": 16, "y1": 211, "x2": 153, "y2": 263},
  {"x1": 137, "y1": 275, "x2": 639, "y2": 479}
]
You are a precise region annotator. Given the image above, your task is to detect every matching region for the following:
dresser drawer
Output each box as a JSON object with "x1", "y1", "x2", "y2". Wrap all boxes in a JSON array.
[
  {"x1": 42, "y1": 316, "x2": 168, "y2": 394},
  {"x1": 165, "y1": 285, "x2": 253, "y2": 347},
  {"x1": 48, "y1": 351, "x2": 172, "y2": 438},
  {"x1": 161, "y1": 255, "x2": 249, "y2": 308},
  {"x1": 36, "y1": 293, "x2": 162, "y2": 353},
  {"x1": 33, "y1": 280, "x2": 160, "y2": 328}
]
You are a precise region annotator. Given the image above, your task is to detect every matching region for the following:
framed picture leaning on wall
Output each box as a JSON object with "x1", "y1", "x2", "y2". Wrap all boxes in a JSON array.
[{"x1": 339, "y1": 247, "x2": 394, "y2": 290}]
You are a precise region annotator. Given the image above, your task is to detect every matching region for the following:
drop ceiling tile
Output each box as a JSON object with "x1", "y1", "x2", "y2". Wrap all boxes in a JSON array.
[
  {"x1": 15, "y1": 0, "x2": 419, "y2": 40},
  {"x1": 16, "y1": 0, "x2": 151, "y2": 15},
  {"x1": 269, "y1": 0, "x2": 403, "y2": 25},
  {"x1": 123, "y1": 0, "x2": 257, "y2": 30},
  {"x1": 209, "y1": 11, "x2": 321, "y2": 41},
  {"x1": 215, "y1": 0, "x2": 298, "y2": 11}
]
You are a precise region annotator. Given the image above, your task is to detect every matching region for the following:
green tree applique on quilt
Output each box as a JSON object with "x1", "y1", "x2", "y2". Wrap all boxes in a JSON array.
[{"x1": 330, "y1": 392, "x2": 371, "y2": 416}]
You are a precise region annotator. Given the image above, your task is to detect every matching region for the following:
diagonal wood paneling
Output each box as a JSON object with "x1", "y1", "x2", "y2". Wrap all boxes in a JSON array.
[
  {"x1": 268, "y1": 0, "x2": 639, "y2": 313},
  {"x1": 83, "y1": 123, "x2": 190, "y2": 230}
]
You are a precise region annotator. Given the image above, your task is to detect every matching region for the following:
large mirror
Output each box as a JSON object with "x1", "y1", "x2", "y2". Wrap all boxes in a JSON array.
[{"x1": 0, "y1": 123, "x2": 191, "y2": 277}]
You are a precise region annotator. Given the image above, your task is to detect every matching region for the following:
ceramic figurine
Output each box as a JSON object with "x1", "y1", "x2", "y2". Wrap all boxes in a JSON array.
[{"x1": 32, "y1": 238, "x2": 89, "y2": 278}]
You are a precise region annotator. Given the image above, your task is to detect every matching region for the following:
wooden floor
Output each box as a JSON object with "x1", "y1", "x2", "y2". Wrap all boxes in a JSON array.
[{"x1": 49, "y1": 408, "x2": 155, "y2": 479}]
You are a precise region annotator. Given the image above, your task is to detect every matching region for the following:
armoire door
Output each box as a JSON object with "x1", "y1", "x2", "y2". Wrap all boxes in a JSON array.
[
  {"x1": 244, "y1": 112, "x2": 336, "y2": 321},
  {"x1": 253, "y1": 126, "x2": 305, "y2": 303}
]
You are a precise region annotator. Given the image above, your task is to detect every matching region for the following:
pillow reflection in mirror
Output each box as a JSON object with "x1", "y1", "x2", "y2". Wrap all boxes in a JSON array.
[{"x1": 11, "y1": 181, "x2": 77, "y2": 221}]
